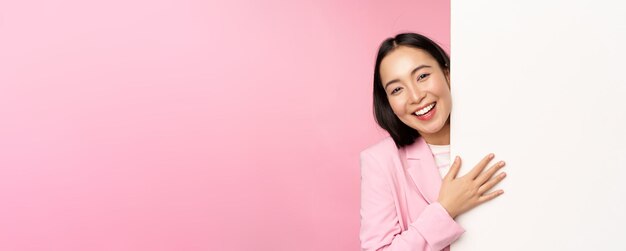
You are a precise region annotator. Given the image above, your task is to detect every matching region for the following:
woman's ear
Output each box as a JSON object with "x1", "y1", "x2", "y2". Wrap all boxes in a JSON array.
[{"x1": 444, "y1": 69, "x2": 450, "y2": 87}]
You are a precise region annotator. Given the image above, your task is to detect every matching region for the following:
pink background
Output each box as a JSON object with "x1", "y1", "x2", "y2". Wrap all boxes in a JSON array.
[{"x1": 0, "y1": 0, "x2": 448, "y2": 250}]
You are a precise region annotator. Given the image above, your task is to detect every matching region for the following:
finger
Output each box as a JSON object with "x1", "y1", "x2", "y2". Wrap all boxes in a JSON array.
[
  {"x1": 467, "y1": 153, "x2": 495, "y2": 179},
  {"x1": 475, "y1": 160, "x2": 505, "y2": 185},
  {"x1": 477, "y1": 189, "x2": 504, "y2": 204},
  {"x1": 444, "y1": 156, "x2": 461, "y2": 181},
  {"x1": 477, "y1": 172, "x2": 507, "y2": 195}
]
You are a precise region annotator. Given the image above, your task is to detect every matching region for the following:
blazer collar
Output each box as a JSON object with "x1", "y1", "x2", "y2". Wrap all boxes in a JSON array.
[{"x1": 402, "y1": 136, "x2": 442, "y2": 204}]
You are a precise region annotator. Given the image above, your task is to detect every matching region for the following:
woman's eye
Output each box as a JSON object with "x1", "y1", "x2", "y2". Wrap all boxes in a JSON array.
[
  {"x1": 390, "y1": 87, "x2": 402, "y2": 95},
  {"x1": 417, "y1": 73, "x2": 430, "y2": 81}
]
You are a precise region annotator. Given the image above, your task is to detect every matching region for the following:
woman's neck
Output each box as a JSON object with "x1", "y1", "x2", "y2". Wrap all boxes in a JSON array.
[{"x1": 421, "y1": 122, "x2": 450, "y2": 145}]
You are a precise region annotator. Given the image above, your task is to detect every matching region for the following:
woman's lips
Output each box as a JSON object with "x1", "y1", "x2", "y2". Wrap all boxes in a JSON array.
[{"x1": 415, "y1": 103, "x2": 436, "y2": 121}]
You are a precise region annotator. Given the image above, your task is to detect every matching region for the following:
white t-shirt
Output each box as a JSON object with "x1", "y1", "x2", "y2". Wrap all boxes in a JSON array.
[{"x1": 427, "y1": 143, "x2": 451, "y2": 179}]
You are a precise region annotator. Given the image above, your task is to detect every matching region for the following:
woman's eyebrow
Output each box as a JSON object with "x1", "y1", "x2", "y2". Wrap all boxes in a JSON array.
[{"x1": 384, "y1": 65, "x2": 432, "y2": 89}]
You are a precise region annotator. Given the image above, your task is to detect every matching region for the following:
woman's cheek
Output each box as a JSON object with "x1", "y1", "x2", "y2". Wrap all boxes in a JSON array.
[{"x1": 389, "y1": 100, "x2": 404, "y2": 116}]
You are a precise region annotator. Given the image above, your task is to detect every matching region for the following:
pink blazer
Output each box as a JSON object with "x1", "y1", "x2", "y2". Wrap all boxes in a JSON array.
[{"x1": 359, "y1": 136, "x2": 465, "y2": 251}]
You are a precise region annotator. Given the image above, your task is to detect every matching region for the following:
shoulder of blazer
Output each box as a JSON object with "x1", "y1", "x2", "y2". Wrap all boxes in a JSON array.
[
  {"x1": 361, "y1": 136, "x2": 397, "y2": 157},
  {"x1": 360, "y1": 136, "x2": 399, "y2": 167}
]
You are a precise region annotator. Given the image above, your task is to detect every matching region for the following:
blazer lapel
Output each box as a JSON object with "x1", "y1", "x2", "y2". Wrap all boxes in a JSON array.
[{"x1": 402, "y1": 137, "x2": 442, "y2": 204}]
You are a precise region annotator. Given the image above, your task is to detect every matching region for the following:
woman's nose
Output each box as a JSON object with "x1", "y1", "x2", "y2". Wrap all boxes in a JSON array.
[{"x1": 407, "y1": 86, "x2": 424, "y2": 104}]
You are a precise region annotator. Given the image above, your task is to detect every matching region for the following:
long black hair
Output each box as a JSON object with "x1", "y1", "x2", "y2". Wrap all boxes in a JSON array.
[{"x1": 373, "y1": 33, "x2": 450, "y2": 148}]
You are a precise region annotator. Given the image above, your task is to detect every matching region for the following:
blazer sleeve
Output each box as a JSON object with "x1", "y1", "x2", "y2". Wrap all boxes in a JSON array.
[{"x1": 359, "y1": 151, "x2": 465, "y2": 251}]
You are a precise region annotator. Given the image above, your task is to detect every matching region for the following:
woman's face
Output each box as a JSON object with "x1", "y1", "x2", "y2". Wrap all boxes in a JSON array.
[{"x1": 379, "y1": 46, "x2": 451, "y2": 140}]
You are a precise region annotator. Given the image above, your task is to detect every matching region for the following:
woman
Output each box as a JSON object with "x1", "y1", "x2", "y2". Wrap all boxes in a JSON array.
[{"x1": 360, "y1": 33, "x2": 507, "y2": 251}]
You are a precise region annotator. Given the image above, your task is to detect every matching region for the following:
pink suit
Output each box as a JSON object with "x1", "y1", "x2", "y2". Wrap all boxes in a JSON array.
[{"x1": 360, "y1": 136, "x2": 465, "y2": 251}]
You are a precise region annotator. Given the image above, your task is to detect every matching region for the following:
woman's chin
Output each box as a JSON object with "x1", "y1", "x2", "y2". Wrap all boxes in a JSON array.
[{"x1": 414, "y1": 122, "x2": 446, "y2": 136}]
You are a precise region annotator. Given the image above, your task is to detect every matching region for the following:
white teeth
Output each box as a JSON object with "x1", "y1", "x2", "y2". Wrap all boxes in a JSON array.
[{"x1": 414, "y1": 103, "x2": 435, "y2": 116}]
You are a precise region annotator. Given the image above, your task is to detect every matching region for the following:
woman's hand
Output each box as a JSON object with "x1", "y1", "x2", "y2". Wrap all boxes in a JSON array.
[{"x1": 437, "y1": 153, "x2": 506, "y2": 219}]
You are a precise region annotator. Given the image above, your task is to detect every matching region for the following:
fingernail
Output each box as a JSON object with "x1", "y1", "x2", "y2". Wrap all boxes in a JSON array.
[{"x1": 489, "y1": 153, "x2": 494, "y2": 158}]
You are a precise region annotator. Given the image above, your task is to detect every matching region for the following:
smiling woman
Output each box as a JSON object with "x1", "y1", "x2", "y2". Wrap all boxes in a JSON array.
[{"x1": 360, "y1": 33, "x2": 508, "y2": 251}]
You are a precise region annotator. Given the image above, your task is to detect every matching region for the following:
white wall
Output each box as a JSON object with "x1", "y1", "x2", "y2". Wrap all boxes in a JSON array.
[{"x1": 451, "y1": 1, "x2": 626, "y2": 250}]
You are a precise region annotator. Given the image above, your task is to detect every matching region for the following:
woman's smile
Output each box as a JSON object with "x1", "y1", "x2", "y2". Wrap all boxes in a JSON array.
[{"x1": 414, "y1": 102, "x2": 437, "y2": 120}]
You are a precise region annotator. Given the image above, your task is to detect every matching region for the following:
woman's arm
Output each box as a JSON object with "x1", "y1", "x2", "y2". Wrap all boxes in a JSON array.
[{"x1": 360, "y1": 151, "x2": 465, "y2": 251}]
